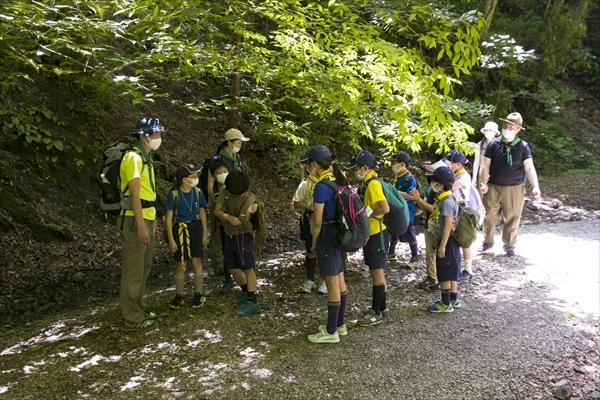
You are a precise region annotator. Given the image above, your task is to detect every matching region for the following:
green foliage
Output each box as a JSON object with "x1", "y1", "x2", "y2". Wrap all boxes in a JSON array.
[{"x1": 0, "y1": 107, "x2": 64, "y2": 152}]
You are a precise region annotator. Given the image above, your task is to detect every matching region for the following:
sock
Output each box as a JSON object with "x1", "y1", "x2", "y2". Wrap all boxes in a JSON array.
[
  {"x1": 450, "y1": 292, "x2": 458, "y2": 301},
  {"x1": 371, "y1": 285, "x2": 385, "y2": 316},
  {"x1": 306, "y1": 258, "x2": 316, "y2": 281},
  {"x1": 441, "y1": 289, "x2": 451, "y2": 305},
  {"x1": 388, "y1": 240, "x2": 398, "y2": 254},
  {"x1": 464, "y1": 259, "x2": 473, "y2": 274},
  {"x1": 409, "y1": 242, "x2": 419, "y2": 259},
  {"x1": 327, "y1": 301, "x2": 341, "y2": 335},
  {"x1": 174, "y1": 276, "x2": 185, "y2": 295},
  {"x1": 380, "y1": 291, "x2": 387, "y2": 312},
  {"x1": 194, "y1": 273, "x2": 204, "y2": 294},
  {"x1": 248, "y1": 291, "x2": 257, "y2": 304},
  {"x1": 241, "y1": 283, "x2": 248, "y2": 293},
  {"x1": 338, "y1": 291, "x2": 348, "y2": 328}
]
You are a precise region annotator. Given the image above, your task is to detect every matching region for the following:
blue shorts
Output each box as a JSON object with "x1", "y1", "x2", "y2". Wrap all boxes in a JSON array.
[
  {"x1": 364, "y1": 230, "x2": 391, "y2": 270},
  {"x1": 396, "y1": 220, "x2": 417, "y2": 243},
  {"x1": 316, "y1": 224, "x2": 346, "y2": 277},
  {"x1": 172, "y1": 220, "x2": 204, "y2": 262},
  {"x1": 223, "y1": 232, "x2": 255, "y2": 271},
  {"x1": 436, "y1": 235, "x2": 461, "y2": 282}
]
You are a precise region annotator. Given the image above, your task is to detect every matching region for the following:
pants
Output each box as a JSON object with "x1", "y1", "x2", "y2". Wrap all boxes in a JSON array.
[
  {"x1": 118, "y1": 216, "x2": 155, "y2": 323},
  {"x1": 483, "y1": 183, "x2": 525, "y2": 251},
  {"x1": 209, "y1": 212, "x2": 223, "y2": 271},
  {"x1": 424, "y1": 230, "x2": 437, "y2": 280}
]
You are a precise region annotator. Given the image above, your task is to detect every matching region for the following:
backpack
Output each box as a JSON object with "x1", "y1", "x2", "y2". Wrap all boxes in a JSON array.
[
  {"x1": 398, "y1": 172, "x2": 426, "y2": 200},
  {"x1": 452, "y1": 201, "x2": 480, "y2": 248},
  {"x1": 99, "y1": 142, "x2": 145, "y2": 216},
  {"x1": 239, "y1": 193, "x2": 267, "y2": 253},
  {"x1": 322, "y1": 180, "x2": 370, "y2": 252},
  {"x1": 458, "y1": 182, "x2": 486, "y2": 226},
  {"x1": 365, "y1": 177, "x2": 410, "y2": 236}
]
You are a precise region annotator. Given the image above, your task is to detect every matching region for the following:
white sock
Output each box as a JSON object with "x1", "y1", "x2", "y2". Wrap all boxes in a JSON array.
[{"x1": 464, "y1": 259, "x2": 473, "y2": 275}]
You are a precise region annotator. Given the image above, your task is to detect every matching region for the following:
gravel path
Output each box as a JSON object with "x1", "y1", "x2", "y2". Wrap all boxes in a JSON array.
[{"x1": 0, "y1": 221, "x2": 598, "y2": 399}]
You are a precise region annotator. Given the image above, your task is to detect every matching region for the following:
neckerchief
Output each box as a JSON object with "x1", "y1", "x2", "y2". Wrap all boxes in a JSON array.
[
  {"x1": 427, "y1": 190, "x2": 450, "y2": 224},
  {"x1": 500, "y1": 136, "x2": 521, "y2": 167},
  {"x1": 315, "y1": 169, "x2": 334, "y2": 184},
  {"x1": 454, "y1": 167, "x2": 467, "y2": 178},
  {"x1": 133, "y1": 140, "x2": 155, "y2": 192},
  {"x1": 219, "y1": 148, "x2": 239, "y2": 171},
  {"x1": 360, "y1": 170, "x2": 378, "y2": 193},
  {"x1": 390, "y1": 170, "x2": 408, "y2": 188}
]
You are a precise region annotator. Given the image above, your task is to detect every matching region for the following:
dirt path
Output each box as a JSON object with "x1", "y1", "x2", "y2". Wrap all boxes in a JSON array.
[{"x1": 0, "y1": 221, "x2": 598, "y2": 399}]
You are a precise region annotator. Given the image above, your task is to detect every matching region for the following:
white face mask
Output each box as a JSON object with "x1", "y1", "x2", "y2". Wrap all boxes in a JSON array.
[
  {"x1": 231, "y1": 145, "x2": 241, "y2": 154},
  {"x1": 186, "y1": 177, "x2": 199, "y2": 187},
  {"x1": 355, "y1": 169, "x2": 366, "y2": 181},
  {"x1": 484, "y1": 130, "x2": 497, "y2": 140},
  {"x1": 216, "y1": 172, "x2": 228, "y2": 184},
  {"x1": 431, "y1": 182, "x2": 441, "y2": 193},
  {"x1": 308, "y1": 162, "x2": 318, "y2": 177},
  {"x1": 392, "y1": 164, "x2": 401, "y2": 174},
  {"x1": 502, "y1": 129, "x2": 517, "y2": 142},
  {"x1": 147, "y1": 137, "x2": 162, "y2": 151}
]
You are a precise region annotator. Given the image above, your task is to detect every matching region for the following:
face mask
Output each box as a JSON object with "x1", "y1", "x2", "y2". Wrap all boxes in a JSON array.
[
  {"x1": 231, "y1": 145, "x2": 241, "y2": 154},
  {"x1": 484, "y1": 130, "x2": 497, "y2": 140},
  {"x1": 186, "y1": 178, "x2": 199, "y2": 187},
  {"x1": 392, "y1": 164, "x2": 401, "y2": 174},
  {"x1": 431, "y1": 182, "x2": 441, "y2": 193},
  {"x1": 502, "y1": 129, "x2": 516, "y2": 142},
  {"x1": 355, "y1": 169, "x2": 365, "y2": 181},
  {"x1": 147, "y1": 137, "x2": 162, "y2": 151},
  {"x1": 216, "y1": 172, "x2": 228, "y2": 184}
]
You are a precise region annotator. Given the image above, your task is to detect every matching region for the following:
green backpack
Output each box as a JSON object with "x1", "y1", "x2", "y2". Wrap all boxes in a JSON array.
[
  {"x1": 365, "y1": 177, "x2": 410, "y2": 236},
  {"x1": 452, "y1": 202, "x2": 480, "y2": 248}
]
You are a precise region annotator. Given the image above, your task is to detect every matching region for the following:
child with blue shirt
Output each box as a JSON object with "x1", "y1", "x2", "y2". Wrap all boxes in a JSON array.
[
  {"x1": 165, "y1": 164, "x2": 209, "y2": 309},
  {"x1": 387, "y1": 151, "x2": 419, "y2": 268}
]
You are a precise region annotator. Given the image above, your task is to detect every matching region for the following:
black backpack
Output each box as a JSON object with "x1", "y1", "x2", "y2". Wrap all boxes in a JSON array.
[{"x1": 321, "y1": 180, "x2": 370, "y2": 252}]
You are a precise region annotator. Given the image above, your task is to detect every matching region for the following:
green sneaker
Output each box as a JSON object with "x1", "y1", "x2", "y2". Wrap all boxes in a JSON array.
[
  {"x1": 236, "y1": 301, "x2": 261, "y2": 316},
  {"x1": 308, "y1": 329, "x2": 339, "y2": 344},
  {"x1": 233, "y1": 292, "x2": 248, "y2": 305},
  {"x1": 143, "y1": 310, "x2": 157, "y2": 319},
  {"x1": 427, "y1": 300, "x2": 454, "y2": 313},
  {"x1": 450, "y1": 299, "x2": 462, "y2": 309},
  {"x1": 121, "y1": 318, "x2": 157, "y2": 331},
  {"x1": 406, "y1": 257, "x2": 418, "y2": 269},
  {"x1": 319, "y1": 324, "x2": 347, "y2": 336}
]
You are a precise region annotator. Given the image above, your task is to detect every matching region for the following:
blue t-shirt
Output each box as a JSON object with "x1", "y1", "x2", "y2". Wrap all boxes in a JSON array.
[
  {"x1": 313, "y1": 181, "x2": 337, "y2": 221},
  {"x1": 391, "y1": 173, "x2": 416, "y2": 221},
  {"x1": 166, "y1": 188, "x2": 208, "y2": 222}
]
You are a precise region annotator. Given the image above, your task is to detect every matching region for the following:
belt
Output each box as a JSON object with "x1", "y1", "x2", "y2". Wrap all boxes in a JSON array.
[
  {"x1": 322, "y1": 219, "x2": 337, "y2": 225},
  {"x1": 141, "y1": 200, "x2": 156, "y2": 208}
]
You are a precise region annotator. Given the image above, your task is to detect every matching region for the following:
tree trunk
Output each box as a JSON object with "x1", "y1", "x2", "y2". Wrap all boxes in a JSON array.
[{"x1": 480, "y1": 0, "x2": 498, "y2": 42}]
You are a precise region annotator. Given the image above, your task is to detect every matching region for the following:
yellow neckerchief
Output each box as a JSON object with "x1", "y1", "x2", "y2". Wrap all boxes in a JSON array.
[
  {"x1": 454, "y1": 167, "x2": 467, "y2": 178},
  {"x1": 360, "y1": 170, "x2": 378, "y2": 192},
  {"x1": 315, "y1": 169, "x2": 334, "y2": 184},
  {"x1": 427, "y1": 190, "x2": 451, "y2": 224},
  {"x1": 390, "y1": 170, "x2": 408, "y2": 187}
]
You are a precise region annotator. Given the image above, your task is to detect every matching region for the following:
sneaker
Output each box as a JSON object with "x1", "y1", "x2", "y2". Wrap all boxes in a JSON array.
[
  {"x1": 417, "y1": 277, "x2": 437, "y2": 289},
  {"x1": 358, "y1": 309, "x2": 383, "y2": 326},
  {"x1": 506, "y1": 250, "x2": 516, "y2": 257},
  {"x1": 192, "y1": 292, "x2": 206, "y2": 308},
  {"x1": 121, "y1": 318, "x2": 157, "y2": 331},
  {"x1": 380, "y1": 307, "x2": 390, "y2": 318},
  {"x1": 450, "y1": 299, "x2": 462, "y2": 309},
  {"x1": 317, "y1": 281, "x2": 328, "y2": 294},
  {"x1": 478, "y1": 243, "x2": 493, "y2": 252},
  {"x1": 220, "y1": 281, "x2": 234, "y2": 294},
  {"x1": 233, "y1": 292, "x2": 248, "y2": 305},
  {"x1": 308, "y1": 329, "x2": 340, "y2": 344},
  {"x1": 319, "y1": 324, "x2": 347, "y2": 336},
  {"x1": 459, "y1": 271, "x2": 473, "y2": 281},
  {"x1": 386, "y1": 253, "x2": 397, "y2": 261},
  {"x1": 143, "y1": 310, "x2": 157, "y2": 320},
  {"x1": 430, "y1": 282, "x2": 441, "y2": 291},
  {"x1": 406, "y1": 257, "x2": 418, "y2": 269},
  {"x1": 360, "y1": 264, "x2": 370, "y2": 278},
  {"x1": 169, "y1": 294, "x2": 184, "y2": 310},
  {"x1": 427, "y1": 300, "x2": 454, "y2": 313},
  {"x1": 236, "y1": 301, "x2": 261, "y2": 316},
  {"x1": 302, "y1": 280, "x2": 316, "y2": 293}
]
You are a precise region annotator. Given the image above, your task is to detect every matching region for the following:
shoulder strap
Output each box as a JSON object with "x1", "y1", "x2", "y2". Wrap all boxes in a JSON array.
[
  {"x1": 400, "y1": 173, "x2": 413, "y2": 192},
  {"x1": 320, "y1": 178, "x2": 338, "y2": 191},
  {"x1": 239, "y1": 193, "x2": 257, "y2": 233}
]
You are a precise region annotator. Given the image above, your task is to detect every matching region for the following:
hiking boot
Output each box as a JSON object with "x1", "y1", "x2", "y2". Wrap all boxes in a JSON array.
[
  {"x1": 450, "y1": 299, "x2": 462, "y2": 309},
  {"x1": 386, "y1": 253, "x2": 397, "y2": 261},
  {"x1": 317, "y1": 281, "x2": 328, "y2": 294},
  {"x1": 427, "y1": 300, "x2": 454, "y2": 313},
  {"x1": 478, "y1": 243, "x2": 493, "y2": 252},
  {"x1": 308, "y1": 329, "x2": 340, "y2": 344},
  {"x1": 220, "y1": 281, "x2": 234, "y2": 294},
  {"x1": 380, "y1": 307, "x2": 390, "y2": 318},
  {"x1": 121, "y1": 318, "x2": 157, "y2": 331},
  {"x1": 358, "y1": 309, "x2": 383, "y2": 327},
  {"x1": 319, "y1": 324, "x2": 347, "y2": 336},
  {"x1": 233, "y1": 292, "x2": 248, "y2": 305},
  {"x1": 417, "y1": 277, "x2": 437, "y2": 289},
  {"x1": 406, "y1": 257, "x2": 418, "y2": 269},
  {"x1": 459, "y1": 271, "x2": 473, "y2": 281},
  {"x1": 192, "y1": 292, "x2": 206, "y2": 308},
  {"x1": 143, "y1": 310, "x2": 157, "y2": 320},
  {"x1": 506, "y1": 250, "x2": 516, "y2": 257},
  {"x1": 169, "y1": 294, "x2": 184, "y2": 310},
  {"x1": 430, "y1": 283, "x2": 441, "y2": 291},
  {"x1": 302, "y1": 280, "x2": 316, "y2": 293},
  {"x1": 236, "y1": 301, "x2": 261, "y2": 316}
]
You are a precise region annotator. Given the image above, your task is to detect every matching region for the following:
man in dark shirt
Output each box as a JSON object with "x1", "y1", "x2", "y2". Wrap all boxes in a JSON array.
[{"x1": 478, "y1": 112, "x2": 541, "y2": 257}]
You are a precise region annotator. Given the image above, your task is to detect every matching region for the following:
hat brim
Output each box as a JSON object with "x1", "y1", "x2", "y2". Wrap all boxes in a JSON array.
[
  {"x1": 240, "y1": 136, "x2": 250, "y2": 141},
  {"x1": 343, "y1": 160, "x2": 357, "y2": 170},
  {"x1": 499, "y1": 118, "x2": 526, "y2": 130},
  {"x1": 480, "y1": 128, "x2": 499, "y2": 134}
]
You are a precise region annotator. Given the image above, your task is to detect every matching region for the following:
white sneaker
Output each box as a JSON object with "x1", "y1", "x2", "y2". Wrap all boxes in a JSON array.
[
  {"x1": 317, "y1": 281, "x2": 328, "y2": 294},
  {"x1": 302, "y1": 280, "x2": 316, "y2": 293},
  {"x1": 360, "y1": 264, "x2": 370, "y2": 278}
]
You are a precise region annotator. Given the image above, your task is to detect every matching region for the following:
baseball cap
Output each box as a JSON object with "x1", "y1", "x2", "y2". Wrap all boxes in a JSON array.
[
  {"x1": 423, "y1": 159, "x2": 448, "y2": 174},
  {"x1": 298, "y1": 144, "x2": 332, "y2": 164},
  {"x1": 431, "y1": 166, "x2": 455, "y2": 186},
  {"x1": 223, "y1": 128, "x2": 250, "y2": 141},
  {"x1": 499, "y1": 112, "x2": 526, "y2": 130},
  {"x1": 387, "y1": 151, "x2": 410, "y2": 165},
  {"x1": 446, "y1": 150, "x2": 467, "y2": 165},
  {"x1": 175, "y1": 163, "x2": 202, "y2": 181},
  {"x1": 344, "y1": 150, "x2": 375, "y2": 169}
]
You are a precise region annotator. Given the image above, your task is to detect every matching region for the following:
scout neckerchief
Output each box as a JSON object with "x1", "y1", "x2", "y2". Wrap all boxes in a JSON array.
[
  {"x1": 133, "y1": 140, "x2": 155, "y2": 193},
  {"x1": 315, "y1": 169, "x2": 334, "y2": 184},
  {"x1": 359, "y1": 170, "x2": 377, "y2": 194},
  {"x1": 219, "y1": 148, "x2": 239, "y2": 171},
  {"x1": 500, "y1": 136, "x2": 521, "y2": 167},
  {"x1": 390, "y1": 170, "x2": 408, "y2": 189},
  {"x1": 427, "y1": 190, "x2": 450, "y2": 225},
  {"x1": 454, "y1": 167, "x2": 467, "y2": 178}
]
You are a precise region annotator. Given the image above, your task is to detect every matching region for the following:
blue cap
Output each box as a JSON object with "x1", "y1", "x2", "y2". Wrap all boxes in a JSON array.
[
  {"x1": 344, "y1": 150, "x2": 375, "y2": 169},
  {"x1": 446, "y1": 150, "x2": 467, "y2": 165},
  {"x1": 387, "y1": 151, "x2": 410, "y2": 164},
  {"x1": 134, "y1": 117, "x2": 165, "y2": 136},
  {"x1": 298, "y1": 145, "x2": 332, "y2": 164},
  {"x1": 432, "y1": 166, "x2": 455, "y2": 185},
  {"x1": 175, "y1": 163, "x2": 201, "y2": 181}
]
